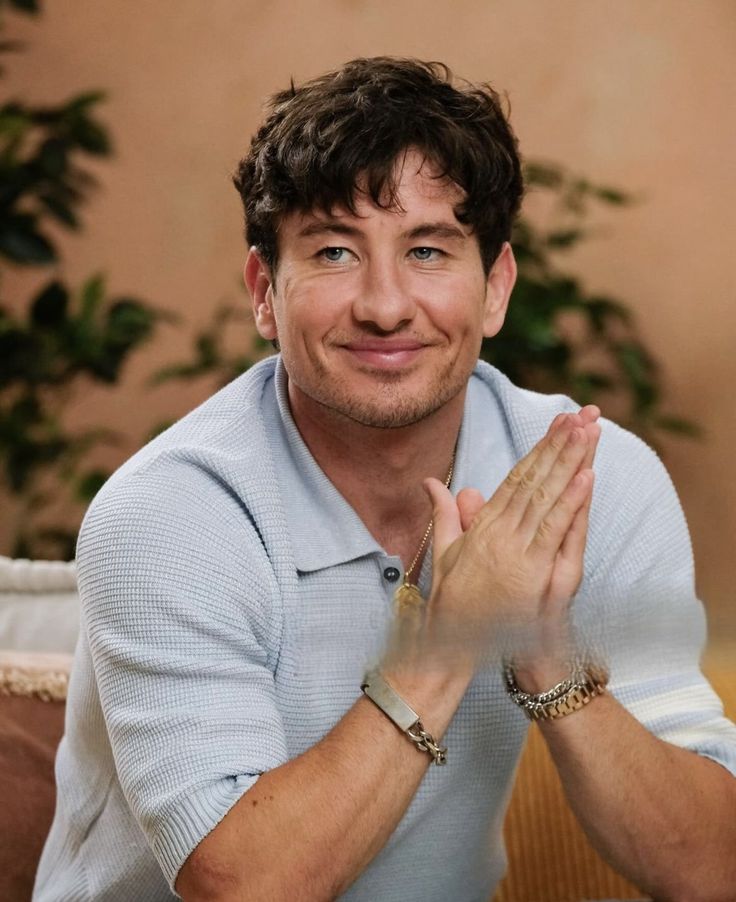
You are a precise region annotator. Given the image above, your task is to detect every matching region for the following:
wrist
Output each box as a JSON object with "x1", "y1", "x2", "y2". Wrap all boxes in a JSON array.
[
  {"x1": 361, "y1": 667, "x2": 468, "y2": 766},
  {"x1": 504, "y1": 660, "x2": 609, "y2": 722},
  {"x1": 378, "y1": 663, "x2": 471, "y2": 734},
  {"x1": 510, "y1": 659, "x2": 570, "y2": 694}
]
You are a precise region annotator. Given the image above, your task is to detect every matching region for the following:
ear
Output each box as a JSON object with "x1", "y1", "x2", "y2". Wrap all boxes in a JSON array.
[
  {"x1": 244, "y1": 247, "x2": 278, "y2": 341},
  {"x1": 482, "y1": 242, "x2": 517, "y2": 338}
]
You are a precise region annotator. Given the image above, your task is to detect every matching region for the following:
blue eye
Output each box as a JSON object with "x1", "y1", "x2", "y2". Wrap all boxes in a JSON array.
[
  {"x1": 411, "y1": 247, "x2": 441, "y2": 261},
  {"x1": 320, "y1": 247, "x2": 348, "y2": 262}
]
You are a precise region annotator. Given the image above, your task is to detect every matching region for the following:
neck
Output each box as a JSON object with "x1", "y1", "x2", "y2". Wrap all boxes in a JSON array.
[{"x1": 287, "y1": 381, "x2": 463, "y2": 565}]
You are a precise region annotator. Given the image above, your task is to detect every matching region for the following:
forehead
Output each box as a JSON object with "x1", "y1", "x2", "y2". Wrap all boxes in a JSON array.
[{"x1": 278, "y1": 151, "x2": 468, "y2": 243}]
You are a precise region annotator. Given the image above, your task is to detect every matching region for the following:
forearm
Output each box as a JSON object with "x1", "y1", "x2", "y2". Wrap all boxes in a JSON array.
[
  {"x1": 537, "y1": 691, "x2": 736, "y2": 901},
  {"x1": 176, "y1": 667, "x2": 469, "y2": 901}
]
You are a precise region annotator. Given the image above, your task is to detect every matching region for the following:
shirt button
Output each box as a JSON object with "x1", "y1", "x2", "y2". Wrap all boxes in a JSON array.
[{"x1": 383, "y1": 566, "x2": 401, "y2": 583}]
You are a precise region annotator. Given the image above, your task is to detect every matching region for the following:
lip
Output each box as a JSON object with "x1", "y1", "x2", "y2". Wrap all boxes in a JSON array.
[{"x1": 340, "y1": 340, "x2": 427, "y2": 369}]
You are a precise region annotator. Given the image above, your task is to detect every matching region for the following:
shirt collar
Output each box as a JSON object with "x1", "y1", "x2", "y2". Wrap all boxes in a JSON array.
[{"x1": 266, "y1": 359, "x2": 382, "y2": 572}]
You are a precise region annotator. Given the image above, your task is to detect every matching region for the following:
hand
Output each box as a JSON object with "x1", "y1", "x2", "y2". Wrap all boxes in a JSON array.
[{"x1": 422, "y1": 408, "x2": 600, "y2": 668}]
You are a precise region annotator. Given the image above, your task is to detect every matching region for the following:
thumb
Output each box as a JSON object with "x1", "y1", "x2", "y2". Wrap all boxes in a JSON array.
[
  {"x1": 457, "y1": 487, "x2": 485, "y2": 532},
  {"x1": 424, "y1": 477, "x2": 462, "y2": 559}
]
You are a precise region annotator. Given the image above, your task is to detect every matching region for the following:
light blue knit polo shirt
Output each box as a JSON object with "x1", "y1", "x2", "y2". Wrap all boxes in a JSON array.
[{"x1": 34, "y1": 357, "x2": 736, "y2": 902}]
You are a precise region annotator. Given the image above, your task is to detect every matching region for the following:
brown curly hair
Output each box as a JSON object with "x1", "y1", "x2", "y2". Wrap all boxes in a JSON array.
[{"x1": 233, "y1": 57, "x2": 523, "y2": 276}]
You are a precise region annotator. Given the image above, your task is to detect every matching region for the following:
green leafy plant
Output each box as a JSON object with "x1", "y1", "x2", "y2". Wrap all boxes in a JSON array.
[
  {"x1": 487, "y1": 162, "x2": 697, "y2": 443},
  {"x1": 146, "y1": 304, "x2": 271, "y2": 441},
  {"x1": 0, "y1": 1, "x2": 163, "y2": 558}
]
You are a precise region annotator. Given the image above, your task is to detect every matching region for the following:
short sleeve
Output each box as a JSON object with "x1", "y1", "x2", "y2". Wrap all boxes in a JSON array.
[
  {"x1": 575, "y1": 422, "x2": 736, "y2": 777},
  {"x1": 76, "y1": 453, "x2": 288, "y2": 888}
]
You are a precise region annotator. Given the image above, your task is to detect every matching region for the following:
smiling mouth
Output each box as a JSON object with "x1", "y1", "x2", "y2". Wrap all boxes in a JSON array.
[{"x1": 340, "y1": 340, "x2": 427, "y2": 369}]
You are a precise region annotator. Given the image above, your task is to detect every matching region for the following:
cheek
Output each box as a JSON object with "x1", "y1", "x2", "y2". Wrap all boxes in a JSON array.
[
  {"x1": 278, "y1": 276, "x2": 357, "y2": 334},
  {"x1": 421, "y1": 276, "x2": 488, "y2": 332}
]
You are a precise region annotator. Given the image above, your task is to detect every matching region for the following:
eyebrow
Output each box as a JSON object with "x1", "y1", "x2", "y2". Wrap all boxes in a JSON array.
[
  {"x1": 297, "y1": 221, "x2": 363, "y2": 240},
  {"x1": 296, "y1": 219, "x2": 468, "y2": 242},
  {"x1": 405, "y1": 223, "x2": 467, "y2": 242}
]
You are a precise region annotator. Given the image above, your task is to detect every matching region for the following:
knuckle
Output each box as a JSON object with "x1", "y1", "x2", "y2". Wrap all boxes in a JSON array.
[
  {"x1": 505, "y1": 465, "x2": 524, "y2": 487},
  {"x1": 519, "y1": 467, "x2": 537, "y2": 491},
  {"x1": 532, "y1": 485, "x2": 548, "y2": 506},
  {"x1": 559, "y1": 445, "x2": 582, "y2": 468},
  {"x1": 549, "y1": 432, "x2": 567, "y2": 452}
]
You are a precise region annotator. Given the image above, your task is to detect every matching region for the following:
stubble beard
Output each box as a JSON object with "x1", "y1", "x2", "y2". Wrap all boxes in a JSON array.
[{"x1": 291, "y1": 359, "x2": 470, "y2": 429}]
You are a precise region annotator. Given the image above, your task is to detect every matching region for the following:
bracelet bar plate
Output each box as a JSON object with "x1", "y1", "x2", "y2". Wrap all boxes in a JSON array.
[{"x1": 360, "y1": 669, "x2": 420, "y2": 732}]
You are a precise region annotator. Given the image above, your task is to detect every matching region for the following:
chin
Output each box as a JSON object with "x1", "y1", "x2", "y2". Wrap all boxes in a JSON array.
[{"x1": 314, "y1": 380, "x2": 465, "y2": 430}]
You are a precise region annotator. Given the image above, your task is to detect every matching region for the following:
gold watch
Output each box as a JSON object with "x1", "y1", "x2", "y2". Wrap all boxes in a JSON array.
[{"x1": 503, "y1": 663, "x2": 609, "y2": 721}]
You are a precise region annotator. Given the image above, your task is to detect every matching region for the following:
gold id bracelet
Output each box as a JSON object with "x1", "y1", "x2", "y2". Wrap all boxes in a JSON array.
[{"x1": 360, "y1": 668, "x2": 447, "y2": 765}]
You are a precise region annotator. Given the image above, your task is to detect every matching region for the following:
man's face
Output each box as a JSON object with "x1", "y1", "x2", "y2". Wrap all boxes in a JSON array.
[{"x1": 248, "y1": 150, "x2": 515, "y2": 430}]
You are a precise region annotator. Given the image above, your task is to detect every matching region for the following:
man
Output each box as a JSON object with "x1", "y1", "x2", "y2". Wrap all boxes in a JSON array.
[{"x1": 35, "y1": 58, "x2": 736, "y2": 901}]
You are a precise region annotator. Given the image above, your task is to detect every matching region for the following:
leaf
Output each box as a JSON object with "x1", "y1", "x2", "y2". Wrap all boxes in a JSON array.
[
  {"x1": 104, "y1": 299, "x2": 157, "y2": 348},
  {"x1": 545, "y1": 228, "x2": 586, "y2": 249},
  {"x1": 653, "y1": 415, "x2": 701, "y2": 438},
  {"x1": 594, "y1": 187, "x2": 631, "y2": 205},
  {"x1": 586, "y1": 296, "x2": 631, "y2": 322},
  {"x1": 573, "y1": 370, "x2": 614, "y2": 391},
  {"x1": 75, "y1": 468, "x2": 108, "y2": 502},
  {"x1": 0, "y1": 213, "x2": 56, "y2": 264},
  {"x1": 7, "y1": 0, "x2": 41, "y2": 13},
  {"x1": 523, "y1": 162, "x2": 565, "y2": 188},
  {"x1": 37, "y1": 137, "x2": 68, "y2": 178},
  {"x1": 0, "y1": 107, "x2": 31, "y2": 139},
  {"x1": 79, "y1": 273, "x2": 105, "y2": 322},
  {"x1": 570, "y1": 370, "x2": 614, "y2": 404},
  {"x1": 68, "y1": 115, "x2": 111, "y2": 156},
  {"x1": 195, "y1": 333, "x2": 219, "y2": 366},
  {"x1": 39, "y1": 192, "x2": 79, "y2": 227},
  {"x1": 65, "y1": 91, "x2": 107, "y2": 113},
  {"x1": 33, "y1": 528, "x2": 78, "y2": 562},
  {"x1": 30, "y1": 280, "x2": 68, "y2": 327},
  {"x1": 585, "y1": 296, "x2": 632, "y2": 334},
  {"x1": 0, "y1": 326, "x2": 41, "y2": 385},
  {"x1": 145, "y1": 420, "x2": 176, "y2": 442},
  {"x1": 148, "y1": 362, "x2": 208, "y2": 385},
  {"x1": 614, "y1": 342, "x2": 658, "y2": 412}
]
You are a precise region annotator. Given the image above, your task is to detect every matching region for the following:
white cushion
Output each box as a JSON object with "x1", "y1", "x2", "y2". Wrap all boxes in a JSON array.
[{"x1": 0, "y1": 557, "x2": 79, "y2": 654}]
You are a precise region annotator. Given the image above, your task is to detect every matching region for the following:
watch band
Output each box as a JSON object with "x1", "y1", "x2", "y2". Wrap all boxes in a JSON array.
[
  {"x1": 504, "y1": 663, "x2": 608, "y2": 721},
  {"x1": 360, "y1": 668, "x2": 447, "y2": 765}
]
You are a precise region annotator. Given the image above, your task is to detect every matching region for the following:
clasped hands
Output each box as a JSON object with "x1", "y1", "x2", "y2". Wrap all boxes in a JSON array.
[{"x1": 421, "y1": 406, "x2": 601, "y2": 683}]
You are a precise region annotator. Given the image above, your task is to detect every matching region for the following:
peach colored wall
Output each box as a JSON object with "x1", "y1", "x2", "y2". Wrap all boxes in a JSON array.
[{"x1": 4, "y1": 1, "x2": 735, "y2": 640}]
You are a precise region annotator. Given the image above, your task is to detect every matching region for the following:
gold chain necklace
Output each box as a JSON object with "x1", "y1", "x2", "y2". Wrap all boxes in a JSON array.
[{"x1": 393, "y1": 450, "x2": 455, "y2": 615}]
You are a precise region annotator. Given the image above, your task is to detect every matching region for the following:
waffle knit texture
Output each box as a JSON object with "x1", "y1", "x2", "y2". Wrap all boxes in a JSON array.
[{"x1": 33, "y1": 357, "x2": 736, "y2": 902}]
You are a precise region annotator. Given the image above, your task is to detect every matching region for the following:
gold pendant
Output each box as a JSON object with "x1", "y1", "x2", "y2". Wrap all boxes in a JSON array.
[
  {"x1": 387, "y1": 582, "x2": 427, "y2": 664},
  {"x1": 393, "y1": 582, "x2": 425, "y2": 614}
]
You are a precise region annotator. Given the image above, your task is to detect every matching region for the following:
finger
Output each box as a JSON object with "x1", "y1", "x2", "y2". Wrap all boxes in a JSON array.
[
  {"x1": 423, "y1": 478, "x2": 462, "y2": 560},
  {"x1": 546, "y1": 470, "x2": 595, "y2": 604},
  {"x1": 548, "y1": 411, "x2": 571, "y2": 433},
  {"x1": 558, "y1": 469, "x2": 594, "y2": 564},
  {"x1": 457, "y1": 487, "x2": 485, "y2": 532},
  {"x1": 529, "y1": 467, "x2": 593, "y2": 558},
  {"x1": 581, "y1": 421, "x2": 601, "y2": 471},
  {"x1": 500, "y1": 418, "x2": 582, "y2": 528},
  {"x1": 481, "y1": 415, "x2": 575, "y2": 523},
  {"x1": 577, "y1": 404, "x2": 600, "y2": 426},
  {"x1": 516, "y1": 427, "x2": 589, "y2": 542}
]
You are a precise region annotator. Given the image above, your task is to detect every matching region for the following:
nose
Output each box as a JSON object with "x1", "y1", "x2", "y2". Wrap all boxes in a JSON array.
[{"x1": 352, "y1": 258, "x2": 417, "y2": 332}]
